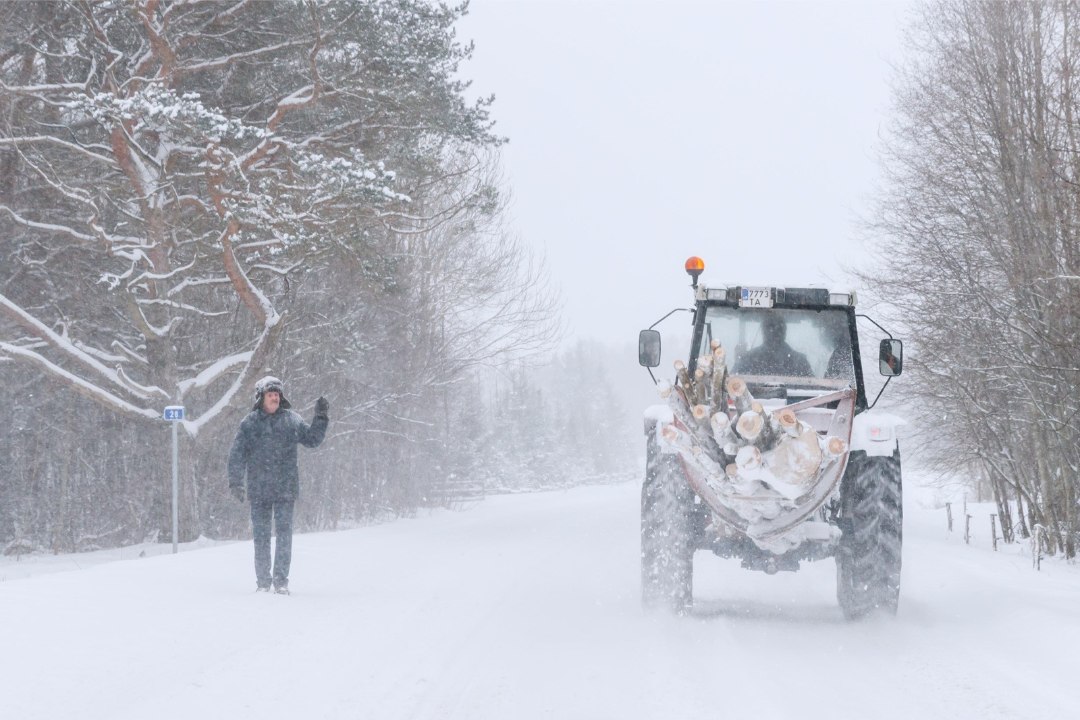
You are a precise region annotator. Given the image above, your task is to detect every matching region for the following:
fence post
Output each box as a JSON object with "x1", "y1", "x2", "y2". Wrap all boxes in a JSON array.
[
  {"x1": 990, "y1": 514, "x2": 998, "y2": 551},
  {"x1": 1032, "y1": 524, "x2": 1044, "y2": 571},
  {"x1": 965, "y1": 514, "x2": 972, "y2": 544},
  {"x1": 946, "y1": 502, "x2": 953, "y2": 532}
]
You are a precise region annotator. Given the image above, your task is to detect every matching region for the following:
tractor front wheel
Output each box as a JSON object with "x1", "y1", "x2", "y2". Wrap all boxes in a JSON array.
[
  {"x1": 836, "y1": 448, "x2": 903, "y2": 620},
  {"x1": 641, "y1": 429, "x2": 695, "y2": 613}
]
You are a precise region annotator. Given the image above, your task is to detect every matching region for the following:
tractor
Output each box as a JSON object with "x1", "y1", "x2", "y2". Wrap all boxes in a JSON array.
[{"x1": 639, "y1": 257, "x2": 904, "y2": 619}]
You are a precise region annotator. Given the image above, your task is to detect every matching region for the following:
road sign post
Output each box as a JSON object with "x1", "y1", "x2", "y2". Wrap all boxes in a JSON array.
[{"x1": 163, "y1": 406, "x2": 185, "y2": 554}]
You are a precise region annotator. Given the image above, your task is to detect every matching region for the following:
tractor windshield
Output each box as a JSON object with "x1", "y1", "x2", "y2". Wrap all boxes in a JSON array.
[{"x1": 700, "y1": 306, "x2": 855, "y2": 386}]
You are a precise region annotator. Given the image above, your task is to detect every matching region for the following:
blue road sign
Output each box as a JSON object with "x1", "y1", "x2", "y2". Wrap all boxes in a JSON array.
[{"x1": 164, "y1": 406, "x2": 185, "y2": 421}]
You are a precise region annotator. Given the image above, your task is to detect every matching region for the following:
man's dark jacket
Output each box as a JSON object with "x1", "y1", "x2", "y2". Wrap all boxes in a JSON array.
[{"x1": 228, "y1": 408, "x2": 328, "y2": 502}]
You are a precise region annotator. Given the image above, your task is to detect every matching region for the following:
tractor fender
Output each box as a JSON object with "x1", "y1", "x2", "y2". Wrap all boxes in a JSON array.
[
  {"x1": 643, "y1": 404, "x2": 674, "y2": 435},
  {"x1": 850, "y1": 410, "x2": 906, "y2": 457}
]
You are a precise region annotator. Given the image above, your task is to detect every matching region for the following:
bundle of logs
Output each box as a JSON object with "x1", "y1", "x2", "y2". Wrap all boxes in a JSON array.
[{"x1": 657, "y1": 340, "x2": 847, "y2": 526}]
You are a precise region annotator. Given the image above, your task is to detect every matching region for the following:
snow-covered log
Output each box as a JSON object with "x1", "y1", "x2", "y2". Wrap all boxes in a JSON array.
[
  {"x1": 656, "y1": 344, "x2": 856, "y2": 546},
  {"x1": 726, "y1": 376, "x2": 754, "y2": 415}
]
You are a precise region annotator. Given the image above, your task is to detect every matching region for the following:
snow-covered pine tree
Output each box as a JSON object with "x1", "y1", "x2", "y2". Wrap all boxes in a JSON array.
[{"x1": 0, "y1": 1, "x2": 554, "y2": 549}]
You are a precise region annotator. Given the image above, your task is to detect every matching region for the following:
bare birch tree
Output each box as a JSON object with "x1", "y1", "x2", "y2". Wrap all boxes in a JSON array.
[{"x1": 866, "y1": 0, "x2": 1080, "y2": 556}]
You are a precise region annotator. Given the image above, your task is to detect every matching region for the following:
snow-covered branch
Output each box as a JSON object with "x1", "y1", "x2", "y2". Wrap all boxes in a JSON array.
[
  {"x1": 0, "y1": 135, "x2": 116, "y2": 165},
  {"x1": 177, "y1": 351, "x2": 254, "y2": 396},
  {"x1": 135, "y1": 297, "x2": 230, "y2": 318},
  {"x1": 175, "y1": 38, "x2": 312, "y2": 78},
  {"x1": 0, "y1": 79, "x2": 87, "y2": 95},
  {"x1": 0, "y1": 292, "x2": 160, "y2": 401},
  {"x1": 166, "y1": 275, "x2": 232, "y2": 296},
  {"x1": 0, "y1": 341, "x2": 160, "y2": 420},
  {"x1": 0, "y1": 206, "x2": 97, "y2": 243}
]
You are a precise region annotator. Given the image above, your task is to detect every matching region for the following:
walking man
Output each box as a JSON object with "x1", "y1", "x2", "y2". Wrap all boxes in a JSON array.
[{"x1": 228, "y1": 376, "x2": 329, "y2": 594}]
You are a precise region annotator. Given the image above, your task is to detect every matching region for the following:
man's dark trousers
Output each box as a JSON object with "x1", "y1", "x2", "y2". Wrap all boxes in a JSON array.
[{"x1": 251, "y1": 499, "x2": 295, "y2": 588}]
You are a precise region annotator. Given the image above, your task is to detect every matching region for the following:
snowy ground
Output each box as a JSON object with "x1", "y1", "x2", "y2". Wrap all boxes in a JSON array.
[{"x1": 2, "y1": 472, "x2": 1077, "y2": 720}]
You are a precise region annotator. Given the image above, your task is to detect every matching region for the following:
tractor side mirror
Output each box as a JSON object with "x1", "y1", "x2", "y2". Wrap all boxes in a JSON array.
[
  {"x1": 879, "y1": 338, "x2": 903, "y2": 376},
  {"x1": 639, "y1": 329, "x2": 661, "y2": 368}
]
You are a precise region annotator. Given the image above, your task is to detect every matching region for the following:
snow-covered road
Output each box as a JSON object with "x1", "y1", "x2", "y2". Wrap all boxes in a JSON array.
[{"x1": 2, "y1": 478, "x2": 1077, "y2": 720}]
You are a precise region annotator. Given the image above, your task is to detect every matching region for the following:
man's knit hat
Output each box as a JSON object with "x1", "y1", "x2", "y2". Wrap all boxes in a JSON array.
[{"x1": 253, "y1": 375, "x2": 292, "y2": 410}]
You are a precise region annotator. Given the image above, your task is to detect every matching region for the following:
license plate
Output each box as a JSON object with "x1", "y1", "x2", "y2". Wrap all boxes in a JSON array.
[{"x1": 739, "y1": 287, "x2": 773, "y2": 308}]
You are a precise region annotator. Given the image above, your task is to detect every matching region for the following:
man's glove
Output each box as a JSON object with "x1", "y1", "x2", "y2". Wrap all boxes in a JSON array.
[
  {"x1": 314, "y1": 396, "x2": 329, "y2": 418},
  {"x1": 230, "y1": 485, "x2": 246, "y2": 503}
]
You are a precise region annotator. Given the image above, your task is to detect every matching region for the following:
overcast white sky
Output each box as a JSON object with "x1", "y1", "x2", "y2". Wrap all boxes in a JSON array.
[{"x1": 457, "y1": 0, "x2": 913, "y2": 348}]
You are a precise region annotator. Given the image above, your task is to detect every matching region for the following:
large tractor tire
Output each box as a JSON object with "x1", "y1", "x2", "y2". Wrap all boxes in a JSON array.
[
  {"x1": 836, "y1": 448, "x2": 903, "y2": 620},
  {"x1": 641, "y1": 428, "x2": 695, "y2": 613}
]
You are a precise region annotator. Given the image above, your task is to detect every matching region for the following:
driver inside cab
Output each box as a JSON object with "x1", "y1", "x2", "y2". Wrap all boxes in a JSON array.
[{"x1": 733, "y1": 313, "x2": 813, "y2": 377}]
